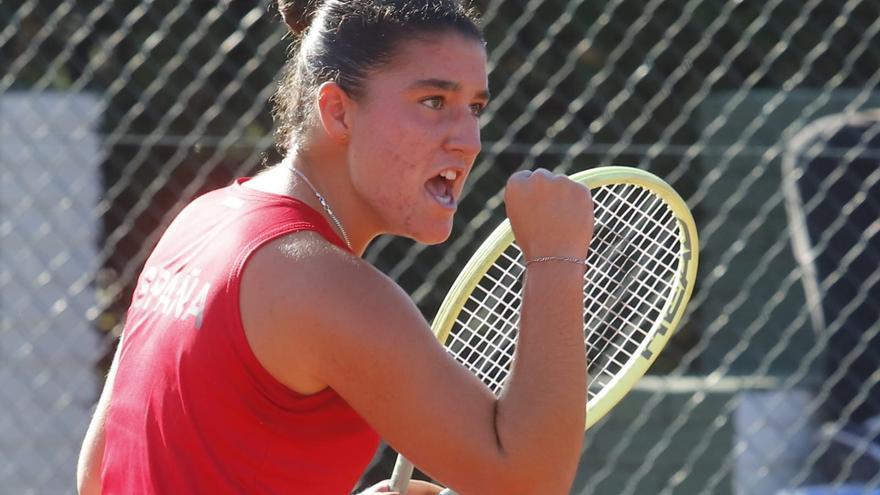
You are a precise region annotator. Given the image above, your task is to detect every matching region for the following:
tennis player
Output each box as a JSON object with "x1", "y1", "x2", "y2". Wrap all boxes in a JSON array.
[{"x1": 77, "y1": 1, "x2": 594, "y2": 493}]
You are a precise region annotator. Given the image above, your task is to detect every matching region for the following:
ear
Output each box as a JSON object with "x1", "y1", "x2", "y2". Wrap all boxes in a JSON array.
[{"x1": 316, "y1": 81, "x2": 354, "y2": 143}]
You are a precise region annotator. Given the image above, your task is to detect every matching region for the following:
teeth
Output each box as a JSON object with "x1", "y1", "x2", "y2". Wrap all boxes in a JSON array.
[{"x1": 440, "y1": 170, "x2": 458, "y2": 181}]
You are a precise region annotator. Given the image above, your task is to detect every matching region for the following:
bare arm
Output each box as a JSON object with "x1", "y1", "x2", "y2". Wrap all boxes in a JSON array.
[
  {"x1": 491, "y1": 170, "x2": 592, "y2": 492},
  {"x1": 241, "y1": 171, "x2": 592, "y2": 494},
  {"x1": 77, "y1": 339, "x2": 123, "y2": 495},
  {"x1": 492, "y1": 261, "x2": 588, "y2": 492}
]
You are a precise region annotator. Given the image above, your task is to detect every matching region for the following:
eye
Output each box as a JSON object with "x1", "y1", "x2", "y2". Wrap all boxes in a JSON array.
[
  {"x1": 420, "y1": 96, "x2": 444, "y2": 110},
  {"x1": 469, "y1": 102, "x2": 486, "y2": 116}
]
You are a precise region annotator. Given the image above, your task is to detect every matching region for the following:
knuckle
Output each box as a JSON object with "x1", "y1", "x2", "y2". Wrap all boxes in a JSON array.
[
  {"x1": 533, "y1": 168, "x2": 554, "y2": 180},
  {"x1": 508, "y1": 170, "x2": 531, "y2": 185}
]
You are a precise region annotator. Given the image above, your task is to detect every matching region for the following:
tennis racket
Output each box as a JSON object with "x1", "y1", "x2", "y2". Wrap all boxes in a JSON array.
[{"x1": 389, "y1": 166, "x2": 699, "y2": 494}]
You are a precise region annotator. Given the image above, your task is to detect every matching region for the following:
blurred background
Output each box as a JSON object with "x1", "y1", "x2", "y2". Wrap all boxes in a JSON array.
[{"x1": 1, "y1": 0, "x2": 878, "y2": 493}]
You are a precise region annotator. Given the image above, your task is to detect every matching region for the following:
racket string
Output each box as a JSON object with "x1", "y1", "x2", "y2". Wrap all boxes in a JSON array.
[
  {"x1": 590, "y1": 186, "x2": 679, "y2": 280},
  {"x1": 583, "y1": 190, "x2": 670, "y2": 343},
  {"x1": 451, "y1": 248, "x2": 525, "y2": 392},
  {"x1": 583, "y1": 185, "x2": 680, "y2": 394}
]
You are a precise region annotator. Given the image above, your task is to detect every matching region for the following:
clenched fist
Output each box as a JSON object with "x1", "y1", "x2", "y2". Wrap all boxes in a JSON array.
[{"x1": 504, "y1": 168, "x2": 594, "y2": 262}]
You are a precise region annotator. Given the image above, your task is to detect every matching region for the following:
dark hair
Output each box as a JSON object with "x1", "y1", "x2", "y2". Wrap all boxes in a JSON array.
[{"x1": 273, "y1": 0, "x2": 484, "y2": 153}]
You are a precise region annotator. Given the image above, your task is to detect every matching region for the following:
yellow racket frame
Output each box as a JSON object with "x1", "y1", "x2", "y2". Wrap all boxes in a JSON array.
[{"x1": 429, "y1": 166, "x2": 699, "y2": 430}]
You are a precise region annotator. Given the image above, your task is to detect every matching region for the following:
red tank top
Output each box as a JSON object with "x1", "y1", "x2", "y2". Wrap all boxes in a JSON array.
[{"x1": 102, "y1": 178, "x2": 380, "y2": 494}]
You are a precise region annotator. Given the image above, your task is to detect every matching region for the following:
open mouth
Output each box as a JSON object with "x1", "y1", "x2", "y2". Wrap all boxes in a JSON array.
[{"x1": 425, "y1": 169, "x2": 459, "y2": 209}]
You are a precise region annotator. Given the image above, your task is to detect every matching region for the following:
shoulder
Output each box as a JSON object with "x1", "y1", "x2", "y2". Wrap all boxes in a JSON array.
[
  {"x1": 239, "y1": 230, "x2": 424, "y2": 392},
  {"x1": 243, "y1": 230, "x2": 405, "y2": 308}
]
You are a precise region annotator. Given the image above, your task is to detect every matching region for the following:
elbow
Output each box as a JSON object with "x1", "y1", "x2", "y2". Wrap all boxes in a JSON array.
[
  {"x1": 449, "y1": 403, "x2": 583, "y2": 493},
  {"x1": 470, "y1": 441, "x2": 583, "y2": 494},
  {"x1": 77, "y1": 475, "x2": 101, "y2": 495},
  {"x1": 458, "y1": 472, "x2": 574, "y2": 495},
  {"x1": 76, "y1": 467, "x2": 88, "y2": 495},
  {"x1": 76, "y1": 465, "x2": 93, "y2": 495},
  {"x1": 76, "y1": 448, "x2": 102, "y2": 495},
  {"x1": 455, "y1": 452, "x2": 578, "y2": 495}
]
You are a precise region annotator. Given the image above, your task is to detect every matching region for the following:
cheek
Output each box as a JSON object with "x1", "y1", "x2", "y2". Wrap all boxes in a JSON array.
[
  {"x1": 372, "y1": 161, "x2": 420, "y2": 214},
  {"x1": 368, "y1": 105, "x2": 436, "y2": 158},
  {"x1": 360, "y1": 124, "x2": 430, "y2": 198},
  {"x1": 351, "y1": 105, "x2": 442, "y2": 230},
  {"x1": 352, "y1": 139, "x2": 417, "y2": 212}
]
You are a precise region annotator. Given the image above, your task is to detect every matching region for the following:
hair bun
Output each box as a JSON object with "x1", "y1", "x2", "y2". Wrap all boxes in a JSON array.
[{"x1": 278, "y1": 0, "x2": 321, "y2": 34}]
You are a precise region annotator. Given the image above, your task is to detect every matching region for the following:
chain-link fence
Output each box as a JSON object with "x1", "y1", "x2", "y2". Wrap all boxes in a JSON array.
[{"x1": 2, "y1": 0, "x2": 879, "y2": 493}]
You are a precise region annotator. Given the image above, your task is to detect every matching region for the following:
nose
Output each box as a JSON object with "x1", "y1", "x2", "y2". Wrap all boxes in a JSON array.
[{"x1": 447, "y1": 109, "x2": 482, "y2": 159}]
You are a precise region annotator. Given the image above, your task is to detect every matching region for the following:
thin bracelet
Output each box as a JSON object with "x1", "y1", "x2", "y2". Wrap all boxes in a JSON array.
[{"x1": 524, "y1": 256, "x2": 588, "y2": 266}]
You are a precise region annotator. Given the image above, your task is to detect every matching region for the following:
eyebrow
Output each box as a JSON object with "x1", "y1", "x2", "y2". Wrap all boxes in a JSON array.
[{"x1": 409, "y1": 78, "x2": 491, "y2": 101}]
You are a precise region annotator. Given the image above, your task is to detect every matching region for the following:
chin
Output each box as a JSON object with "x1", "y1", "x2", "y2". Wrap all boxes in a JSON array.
[
  {"x1": 410, "y1": 230, "x2": 450, "y2": 245},
  {"x1": 420, "y1": 233, "x2": 452, "y2": 245},
  {"x1": 410, "y1": 221, "x2": 454, "y2": 245}
]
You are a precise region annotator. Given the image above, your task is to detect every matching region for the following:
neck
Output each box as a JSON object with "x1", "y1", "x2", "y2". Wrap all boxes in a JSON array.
[{"x1": 281, "y1": 154, "x2": 374, "y2": 256}]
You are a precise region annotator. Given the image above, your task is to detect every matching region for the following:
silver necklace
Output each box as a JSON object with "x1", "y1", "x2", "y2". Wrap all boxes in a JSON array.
[{"x1": 289, "y1": 166, "x2": 353, "y2": 251}]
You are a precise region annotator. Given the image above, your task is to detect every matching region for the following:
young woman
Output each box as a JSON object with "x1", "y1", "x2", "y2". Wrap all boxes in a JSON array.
[{"x1": 77, "y1": 1, "x2": 594, "y2": 493}]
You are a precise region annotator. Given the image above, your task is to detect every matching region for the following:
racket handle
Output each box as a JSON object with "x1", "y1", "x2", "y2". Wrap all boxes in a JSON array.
[
  {"x1": 390, "y1": 455, "x2": 414, "y2": 494},
  {"x1": 438, "y1": 489, "x2": 458, "y2": 495}
]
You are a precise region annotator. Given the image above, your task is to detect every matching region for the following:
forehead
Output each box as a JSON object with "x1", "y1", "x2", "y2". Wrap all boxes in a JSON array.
[{"x1": 368, "y1": 32, "x2": 489, "y2": 93}]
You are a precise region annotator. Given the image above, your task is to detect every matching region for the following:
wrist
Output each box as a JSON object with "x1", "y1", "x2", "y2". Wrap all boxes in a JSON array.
[{"x1": 524, "y1": 255, "x2": 588, "y2": 267}]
